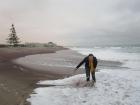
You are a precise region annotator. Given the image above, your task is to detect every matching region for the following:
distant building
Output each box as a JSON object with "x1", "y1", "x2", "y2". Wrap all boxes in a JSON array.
[{"x1": 47, "y1": 42, "x2": 57, "y2": 47}]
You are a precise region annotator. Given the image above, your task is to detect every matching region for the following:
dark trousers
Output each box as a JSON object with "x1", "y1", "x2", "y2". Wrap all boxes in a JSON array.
[{"x1": 85, "y1": 68, "x2": 96, "y2": 82}]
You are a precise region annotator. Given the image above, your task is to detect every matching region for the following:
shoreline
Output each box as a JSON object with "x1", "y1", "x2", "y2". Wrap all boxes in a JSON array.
[
  {"x1": 0, "y1": 47, "x2": 123, "y2": 105},
  {"x1": 0, "y1": 47, "x2": 66, "y2": 105},
  {"x1": 14, "y1": 50, "x2": 123, "y2": 76},
  {"x1": 13, "y1": 50, "x2": 86, "y2": 76}
]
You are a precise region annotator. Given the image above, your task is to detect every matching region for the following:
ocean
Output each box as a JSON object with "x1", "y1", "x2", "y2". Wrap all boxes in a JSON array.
[
  {"x1": 27, "y1": 45, "x2": 140, "y2": 105},
  {"x1": 70, "y1": 45, "x2": 140, "y2": 70}
]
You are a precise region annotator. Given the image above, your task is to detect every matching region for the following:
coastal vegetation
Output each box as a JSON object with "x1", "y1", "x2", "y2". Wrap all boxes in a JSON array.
[{"x1": 0, "y1": 24, "x2": 58, "y2": 48}]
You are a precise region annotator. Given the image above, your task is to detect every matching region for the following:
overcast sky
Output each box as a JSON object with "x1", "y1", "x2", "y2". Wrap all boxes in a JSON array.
[{"x1": 0, "y1": 0, "x2": 140, "y2": 46}]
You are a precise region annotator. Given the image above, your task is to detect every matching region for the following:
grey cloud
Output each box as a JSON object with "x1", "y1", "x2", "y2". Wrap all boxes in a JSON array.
[
  {"x1": 115, "y1": 0, "x2": 140, "y2": 13},
  {"x1": 0, "y1": 0, "x2": 140, "y2": 46}
]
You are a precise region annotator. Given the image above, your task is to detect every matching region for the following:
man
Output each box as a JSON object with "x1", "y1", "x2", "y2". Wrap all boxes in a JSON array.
[{"x1": 74, "y1": 54, "x2": 97, "y2": 82}]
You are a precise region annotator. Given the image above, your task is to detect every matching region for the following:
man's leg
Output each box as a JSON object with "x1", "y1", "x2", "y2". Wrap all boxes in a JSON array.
[
  {"x1": 86, "y1": 69, "x2": 90, "y2": 81},
  {"x1": 91, "y1": 70, "x2": 96, "y2": 82}
]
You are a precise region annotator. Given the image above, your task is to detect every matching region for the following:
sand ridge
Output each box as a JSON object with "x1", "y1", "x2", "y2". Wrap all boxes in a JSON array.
[{"x1": 0, "y1": 47, "x2": 65, "y2": 105}]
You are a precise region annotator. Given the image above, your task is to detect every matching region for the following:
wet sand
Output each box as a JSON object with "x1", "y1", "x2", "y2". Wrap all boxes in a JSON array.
[
  {"x1": 0, "y1": 47, "x2": 66, "y2": 105},
  {"x1": 14, "y1": 50, "x2": 123, "y2": 76},
  {"x1": 0, "y1": 47, "x2": 123, "y2": 105}
]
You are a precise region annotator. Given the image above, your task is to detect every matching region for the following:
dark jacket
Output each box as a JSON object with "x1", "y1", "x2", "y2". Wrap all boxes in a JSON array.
[{"x1": 76, "y1": 56, "x2": 97, "y2": 69}]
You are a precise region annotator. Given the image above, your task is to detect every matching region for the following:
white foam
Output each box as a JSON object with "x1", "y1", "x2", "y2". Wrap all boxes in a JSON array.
[
  {"x1": 71, "y1": 47, "x2": 140, "y2": 69},
  {"x1": 27, "y1": 70, "x2": 140, "y2": 105}
]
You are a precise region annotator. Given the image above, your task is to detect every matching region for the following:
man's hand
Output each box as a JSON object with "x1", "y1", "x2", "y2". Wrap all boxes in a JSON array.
[
  {"x1": 73, "y1": 68, "x2": 77, "y2": 74},
  {"x1": 74, "y1": 68, "x2": 78, "y2": 71}
]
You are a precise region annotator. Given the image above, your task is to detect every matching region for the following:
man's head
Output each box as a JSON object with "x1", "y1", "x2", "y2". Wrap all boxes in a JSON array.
[
  {"x1": 88, "y1": 54, "x2": 94, "y2": 60},
  {"x1": 88, "y1": 54, "x2": 93, "y2": 57}
]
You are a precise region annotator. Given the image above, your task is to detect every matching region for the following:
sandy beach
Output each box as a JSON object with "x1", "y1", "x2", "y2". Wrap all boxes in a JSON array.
[
  {"x1": 0, "y1": 47, "x2": 66, "y2": 105},
  {"x1": 0, "y1": 47, "x2": 123, "y2": 105},
  {"x1": 0, "y1": 1, "x2": 140, "y2": 105},
  {"x1": 16, "y1": 47, "x2": 140, "y2": 105}
]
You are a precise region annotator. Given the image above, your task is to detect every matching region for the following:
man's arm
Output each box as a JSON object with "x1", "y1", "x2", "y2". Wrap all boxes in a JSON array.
[
  {"x1": 75, "y1": 57, "x2": 86, "y2": 70},
  {"x1": 93, "y1": 57, "x2": 98, "y2": 68}
]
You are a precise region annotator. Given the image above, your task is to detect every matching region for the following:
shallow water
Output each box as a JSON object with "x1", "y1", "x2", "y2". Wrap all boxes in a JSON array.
[
  {"x1": 70, "y1": 46, "x2": 140, "y2": 70},
  {"x1": 25, "y1": 46, "x2": 140, "y2": 105}
]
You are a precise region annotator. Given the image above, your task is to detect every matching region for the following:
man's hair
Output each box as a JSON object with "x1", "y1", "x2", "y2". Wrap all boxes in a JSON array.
[{"x1": 88, "y1": 54, "x2": 94, "y2": 56}]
